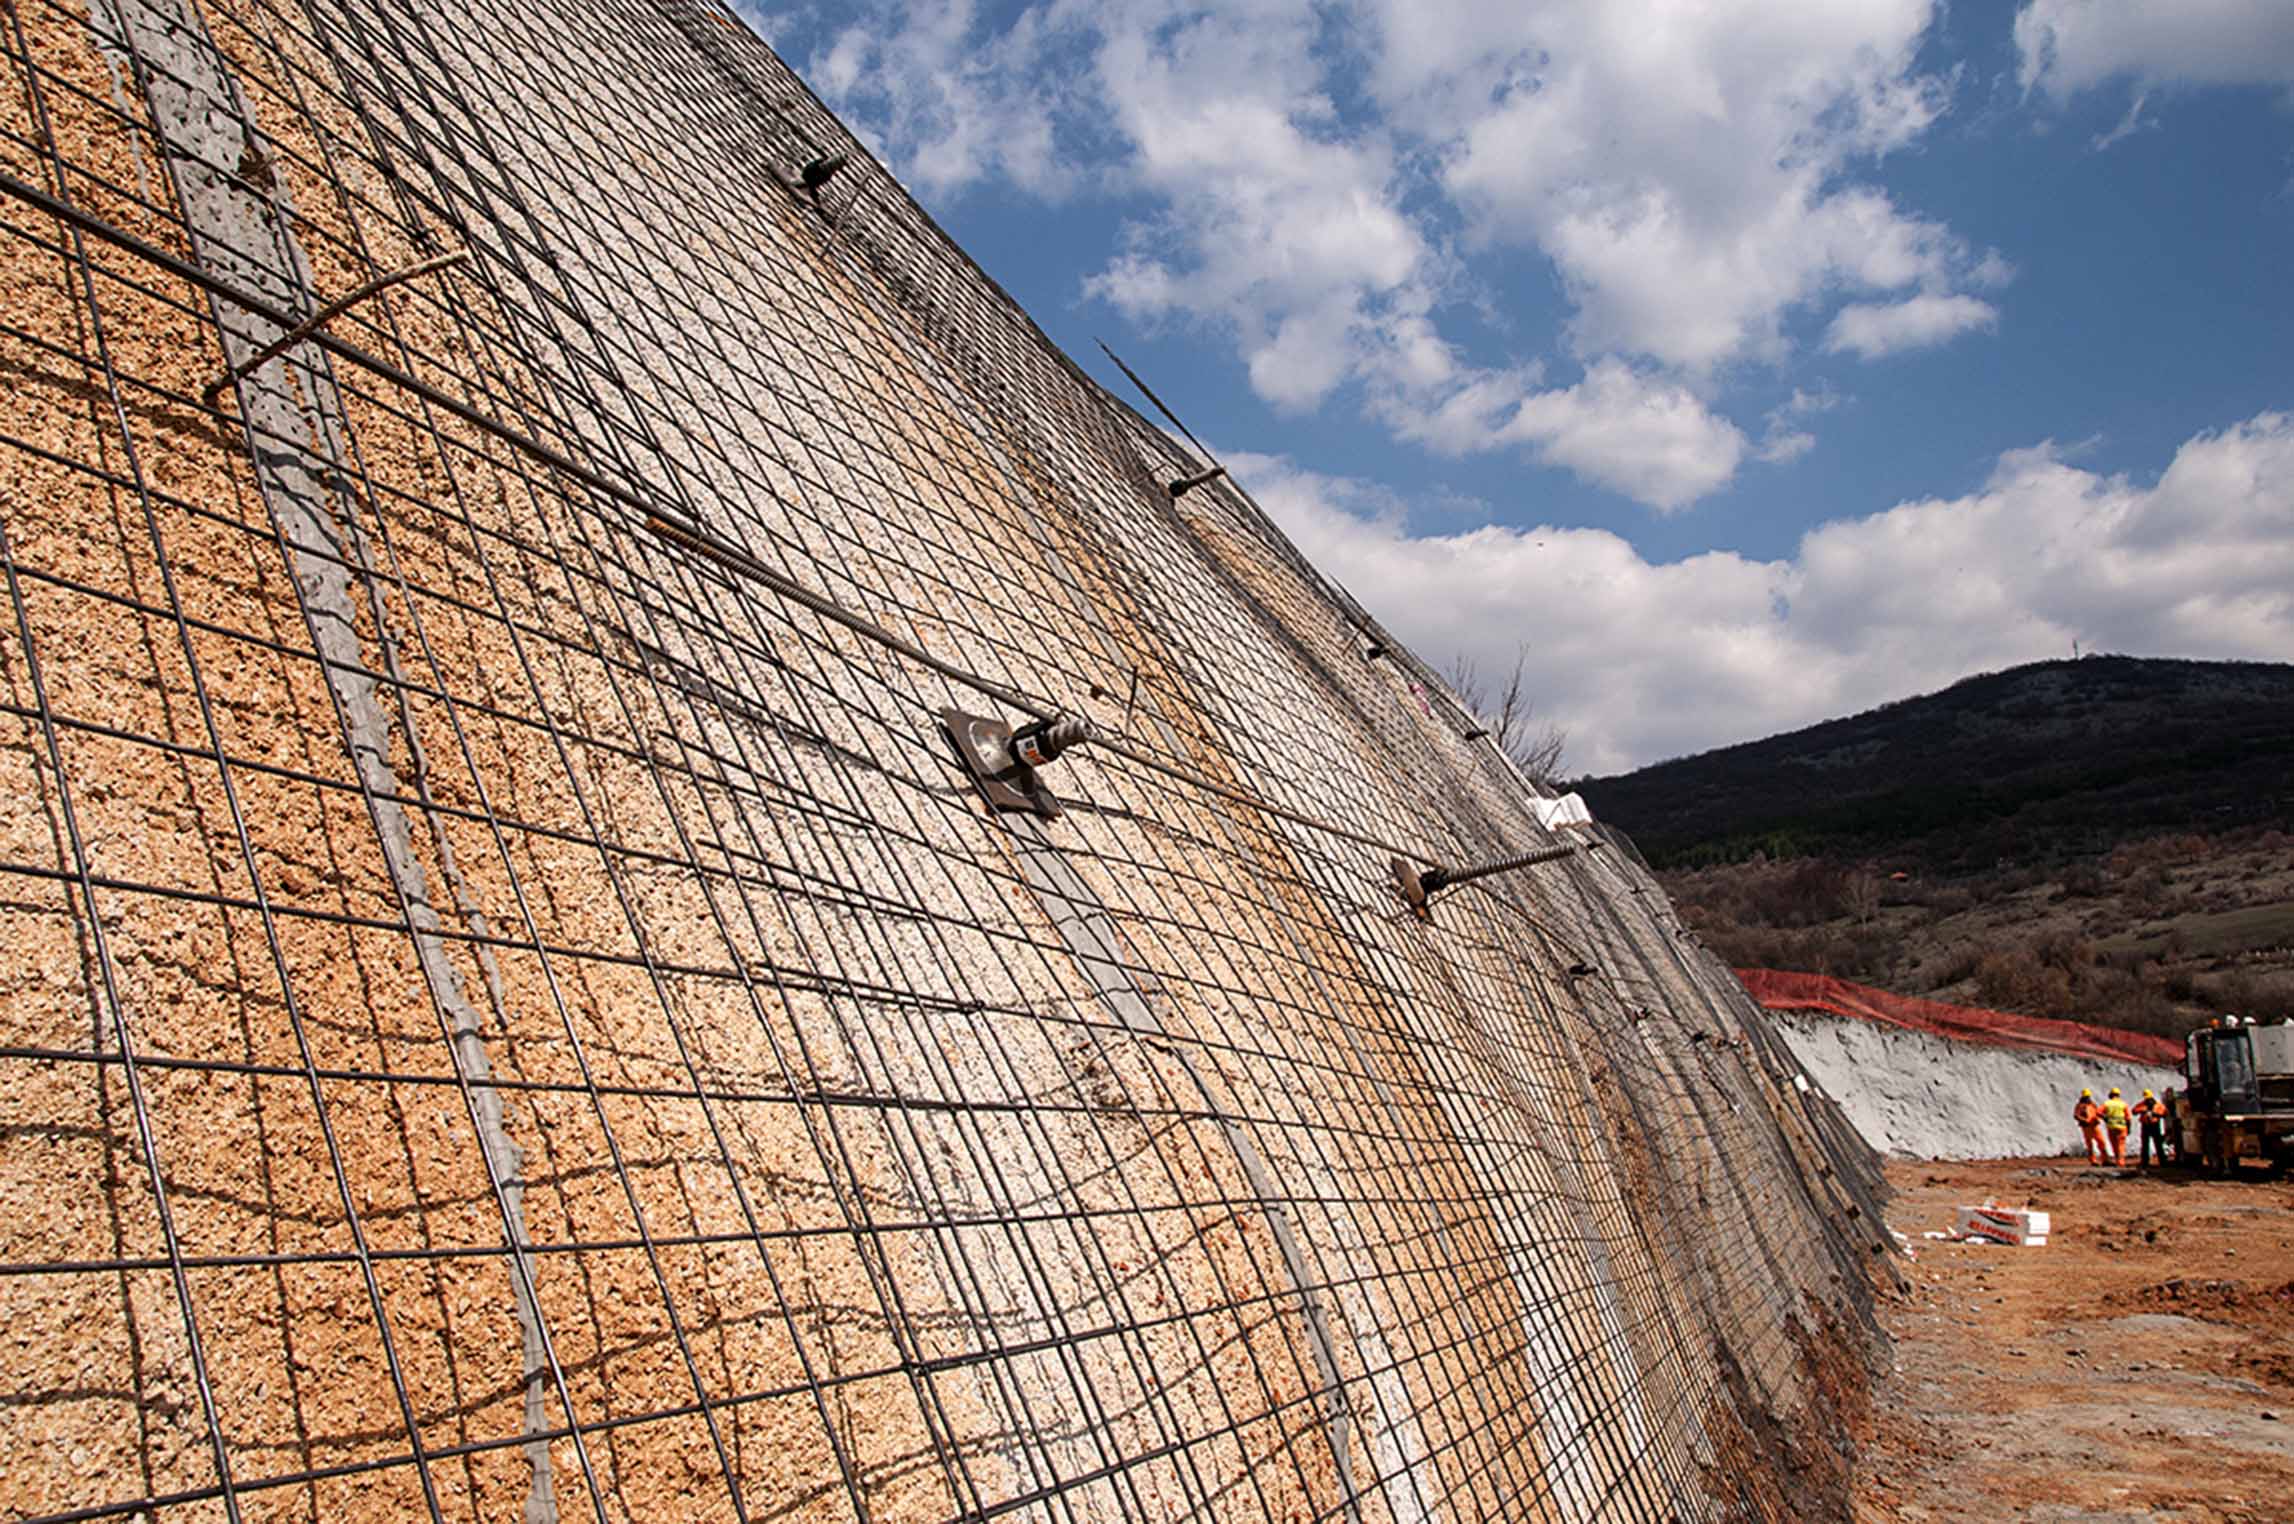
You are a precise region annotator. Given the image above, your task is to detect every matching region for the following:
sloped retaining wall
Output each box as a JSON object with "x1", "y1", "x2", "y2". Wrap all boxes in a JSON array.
[{"x1": 0, "y1": 2, "x2": 1886, "y2": 1518}]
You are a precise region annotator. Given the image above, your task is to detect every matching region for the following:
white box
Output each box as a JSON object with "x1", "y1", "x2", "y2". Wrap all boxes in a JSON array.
[{"x1": 1954, "y1": 1204, "x2": 2050, "y2": 1246}]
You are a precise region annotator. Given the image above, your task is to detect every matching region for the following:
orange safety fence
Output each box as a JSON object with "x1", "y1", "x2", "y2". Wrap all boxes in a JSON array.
[{"x1": 1735, "y1": 968, "x2": 2183, "y2": 1068}]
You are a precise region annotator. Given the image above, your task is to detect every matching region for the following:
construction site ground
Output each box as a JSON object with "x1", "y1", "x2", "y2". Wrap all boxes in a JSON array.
[{"x1": 1855, "y1": 1156, "x2": 2294, "y2": 1522}]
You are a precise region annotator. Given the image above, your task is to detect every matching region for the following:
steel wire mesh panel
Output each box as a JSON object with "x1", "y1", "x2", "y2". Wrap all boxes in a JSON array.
[{"x1": 0, "y1": 0, "x2": 1890, "y2": 1518}]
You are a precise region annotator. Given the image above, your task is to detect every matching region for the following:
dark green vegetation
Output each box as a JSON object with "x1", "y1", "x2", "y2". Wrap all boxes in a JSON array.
[
  {"x1": 1580, "y1": 657, "x2": 2294, "y2": 1038},
  {"x1": 1578, "y1": 656, "x2": 2294, "y2": 874}
]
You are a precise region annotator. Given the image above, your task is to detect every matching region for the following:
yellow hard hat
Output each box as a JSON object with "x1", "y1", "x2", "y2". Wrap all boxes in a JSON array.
[
  {"x1": 2109, "y1": 1088, "x2": 2121, "y2": 1096},
  {"x1": 2080, "y1": 1089, "x2": 2093, "y2": 1098},
  {"x1": 2143, "y1": 1089, "x2": 2155, "y2": 1099}
]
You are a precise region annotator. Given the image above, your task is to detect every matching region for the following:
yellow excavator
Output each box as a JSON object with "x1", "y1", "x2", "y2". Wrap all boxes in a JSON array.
[{"x1": 2172, "y1": 1017, "x2": 2294, "y2": 1175}]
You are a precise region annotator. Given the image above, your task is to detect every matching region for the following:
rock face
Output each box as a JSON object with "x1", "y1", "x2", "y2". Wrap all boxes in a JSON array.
[
  {"x1": 1773, "y1": 1013, "x2": 2180, "y2": 1160},
  {"x1": 0, "y1": 2, "x2": 1885, "y2": 1520}
]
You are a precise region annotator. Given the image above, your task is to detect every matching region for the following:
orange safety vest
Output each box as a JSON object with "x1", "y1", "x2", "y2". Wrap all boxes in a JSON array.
[
  {"x1": 2073, "y1": 1100, "x2": 2101, "y2": 1126},
  {"x1": 2133, "y1": 1099, "x2": 2165, "y2": 1126}
]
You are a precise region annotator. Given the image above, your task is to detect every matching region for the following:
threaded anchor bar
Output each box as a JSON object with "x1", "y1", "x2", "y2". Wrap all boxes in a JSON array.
[{"x1": 1393, "y1": 840, "x2": 1592, "y2": 918}]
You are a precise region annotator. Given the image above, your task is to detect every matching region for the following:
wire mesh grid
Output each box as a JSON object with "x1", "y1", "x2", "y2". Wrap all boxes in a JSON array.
[{"x1": 0, "y1": 0, "x2": 1891, "y2": 1518}]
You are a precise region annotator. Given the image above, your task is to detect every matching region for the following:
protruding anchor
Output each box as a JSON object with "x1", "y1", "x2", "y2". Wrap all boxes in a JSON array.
[
  {"x1": 1167, "y1": 464, "x2": 1226, "y2": 498},
  {"x1": 942, "y1": 707, "x2": 1095, "y2": 820},
  {"x1": 1391, "y1": 840, "x2": 1592, "y2": 918},
  {"x1": 204, "y1": 247, "x2": 468, "y2": 409},
  {"x1": 1011, "y1": 712, "x2": 1094, "y2": 768},
  {"x1": 799, "y1": 152, "x2": 849, "y2": 191}
]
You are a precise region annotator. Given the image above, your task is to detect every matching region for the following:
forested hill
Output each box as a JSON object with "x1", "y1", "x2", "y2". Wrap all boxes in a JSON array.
[{"x1": 1576, "y1": 657, "x2": 2294, "y2": 872}]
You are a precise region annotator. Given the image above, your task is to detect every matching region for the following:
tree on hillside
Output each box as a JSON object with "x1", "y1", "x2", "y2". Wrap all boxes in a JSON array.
[
  {"x1": 1445, "y1": 643, "x2": 1568, "y2": 789},
  {"x1": 1842, "y1": 868, "x2": 1883, "y2": 925}
]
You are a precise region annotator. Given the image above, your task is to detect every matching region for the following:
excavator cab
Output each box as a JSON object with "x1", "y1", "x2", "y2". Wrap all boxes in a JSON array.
[
  {"x1": 2178, "y1": 1025, "x2": 2294, "y2": 1174},
  {"x1": 2187, "y1": 1027, "x2": 2258, "y2": 1114}
]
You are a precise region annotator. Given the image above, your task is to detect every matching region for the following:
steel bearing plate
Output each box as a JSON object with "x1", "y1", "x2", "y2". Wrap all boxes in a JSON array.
[{"x1": 942, "y1": 707, "x2": 1060, "y2": 819}]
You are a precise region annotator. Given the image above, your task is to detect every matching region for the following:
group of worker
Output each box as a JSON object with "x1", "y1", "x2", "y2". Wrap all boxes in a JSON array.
[{"x1": 2072, "y1": 1086, "x2": 2171, "y2": 1168}]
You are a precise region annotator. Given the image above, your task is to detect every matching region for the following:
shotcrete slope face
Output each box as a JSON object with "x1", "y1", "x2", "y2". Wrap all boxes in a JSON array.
[
  {"x1": 1772, "y1": 1014, "x2": 2180, "y2": 1161},
  {"x1": 0, "y1": 2, "x2": 1884, "y2": 1519}
]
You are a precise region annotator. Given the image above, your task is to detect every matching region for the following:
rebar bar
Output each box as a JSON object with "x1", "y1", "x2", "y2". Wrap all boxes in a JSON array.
[{"x1": 200, "y1": 245, "x2": 466, "y2": 407}]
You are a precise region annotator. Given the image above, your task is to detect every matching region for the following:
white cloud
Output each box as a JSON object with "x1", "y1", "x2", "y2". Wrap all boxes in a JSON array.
[
  {"x1": 1757, "y1": 428, "x2": 1818, "y2": 466},
  {"x1": 1368, "y1": 0, "x2": 1995, "y2": 374},
  {"x1": 1079, "y1": 11, "x2": 1430, "y2": 413},
  {"x1": 1755, "y1": 387, "x2": 1839, "y2": 463},
  {"x1": 801, "y1": 0, "x2": 1077, "y2": 198},
  {"x1": 812, "y1": 0, "x2": 1432, "y2": 416},
  {"x1": 798, "y1": 0, "x2": 2011, "y2": 508},
  {"x1": 2016, "y1": 0, "x2": 2294, "y2": 98},
  {"x1": 1373, "y1": 359, "x2": 1748, "y2": 512},
  {"x1": 1502, "y1": 362, "x2": 1749, "y2": 513},
  {"x1": 2088, "y1": 90, "x2": 2155, "y2": 150},
  {"x1": 1236, "y1": 412, "x2": 2294, "y2": 772},
  {"x1": 1824, "y1": 292, "x2": 1999, "y2": 359}
]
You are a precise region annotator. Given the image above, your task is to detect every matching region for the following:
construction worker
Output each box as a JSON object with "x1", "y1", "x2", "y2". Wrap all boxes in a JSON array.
[
  {"x1": 2131, "y1": 1088, "x2": 2170, "y2": 1167},
  {"x1": 2102, "y1": 1087, "x2": 2131, "y2": 1168},
  {"x1": 2073, "y1": 1089, "x2": 2106, "y2": 1165}
]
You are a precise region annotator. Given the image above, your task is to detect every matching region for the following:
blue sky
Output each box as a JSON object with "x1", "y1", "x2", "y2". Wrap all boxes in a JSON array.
[{"x1": 745, "y1": 0, "x2": 2294, "y2": 772}]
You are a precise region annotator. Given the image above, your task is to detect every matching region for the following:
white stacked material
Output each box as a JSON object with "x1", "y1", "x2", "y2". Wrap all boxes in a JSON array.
[
  {"x1": 1772, "y1": 1010, "x2": 2179, "y2": 1159},
  {"x1": 1533, "y1": 792, "x2": 1596, "y2": 832},
  {"x1": 1955, "y1": 1203, "x2": 2050, "y2": 1246}
]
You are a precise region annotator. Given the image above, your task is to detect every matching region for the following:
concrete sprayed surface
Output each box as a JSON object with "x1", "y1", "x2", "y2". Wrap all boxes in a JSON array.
[
  {"x1": 1856, "y1": 1158, "x2": 2294, "y2": 1523},
  {"x1": 0, "y1": 0, "x2": 1887, "y2": 1519},
  {"x1": 1775, "y1": 1012, "x2": 2181, "y2": 1160}
]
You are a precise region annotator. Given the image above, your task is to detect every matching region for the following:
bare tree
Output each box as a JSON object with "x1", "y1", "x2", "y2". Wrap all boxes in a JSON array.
[
  {"x1": 1445, "y1": 642, "x2": 1569, "y2": 787},
  {"x1": 1842, "y1": 868, "x2": 1883, "y2": 925}
]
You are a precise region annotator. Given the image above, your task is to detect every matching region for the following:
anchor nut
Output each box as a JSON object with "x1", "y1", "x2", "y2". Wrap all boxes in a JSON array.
[{"x1": 1012, "y1": 713, "x2": 1095, "y2": 768}]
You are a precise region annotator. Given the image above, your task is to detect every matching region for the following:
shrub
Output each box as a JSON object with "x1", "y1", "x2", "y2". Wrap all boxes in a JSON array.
[
  {"x1": 1747, "y1": 860, "x2": 1849, "y2": 927},
  {"x1": 1930, "y1": 943, "x2": 1984, "y2": 987},
  {"x1": 2084, "y1": 972, "x2": 2183, "y2": 1039},
  {"x1": 2107, "y1": 833, "x2": 2214, "y2": 878},
  {"x1": 2031, "y1": 929, "x2": 2096, "y2": 974},
  {"x1": 2190, "y1": 970, "x2": 2294, "y2": 1023},
  {"x1": 2124, "y1": 870, "x2": 2169, "y2": 917},
  {"x1": 1923, "y1": 886, "x2": 1976, "y2": 916},
  {"x1": 1973, "y1": 947, "x2": 2075, "y2": 1013}
]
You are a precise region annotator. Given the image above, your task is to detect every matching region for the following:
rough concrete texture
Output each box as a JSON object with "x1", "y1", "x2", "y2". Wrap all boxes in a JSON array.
[
  {"x1": 1773, "y1": 1012, "x2": 2180, "y2": 1161},
  {"x1": 0, "y1": 1, "x2": 1887, "y2": 1519}
]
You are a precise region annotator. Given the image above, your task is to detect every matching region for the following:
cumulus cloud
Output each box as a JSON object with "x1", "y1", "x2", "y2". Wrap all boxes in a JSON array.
[
  {"x1": 800, "y1": 0, "x2": 1077, "y2": 197},
  {"x1": 1371, "y1": 358, "x2": 1750, "y2": 511},
  {"x1": 1754, "y1": 388, "x2": 1838, "y2": 464},
  {"x1": 809, "y1": 0, "x2": 1434, "y2": 416},
  {"x1": 2016, "y1": 0, "x2": 2294, "y2": 98},
  {"x1": 1824, "y1": 292, "x2": 2000, "y2": 359},
  {"x1": 1369, "y1": 0, "x2": 1995, "y2": 374},
  {"x1": 1502, "y1": 362, "x2": 1750, "y2": 513},
  {"x1": 1079, "y1": 10, "x2": 1429, "y2": 413},
  {"x1": 799, "y1": 0, "x2": 2006, "y2": 509},
  {"x1": 1235, "y1": 412, "x2": 2294, "y2": 772}
]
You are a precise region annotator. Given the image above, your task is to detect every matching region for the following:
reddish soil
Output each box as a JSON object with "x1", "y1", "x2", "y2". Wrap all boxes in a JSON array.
[{"x1": 1855, "y1": 1158, "x2": 2294, "y2": 1522}]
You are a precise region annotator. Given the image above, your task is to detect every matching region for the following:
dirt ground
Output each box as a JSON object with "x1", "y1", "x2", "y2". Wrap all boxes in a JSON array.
[{"x1": 1855, "y1": 1157, "x2": 2294, "y2": 1522}]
